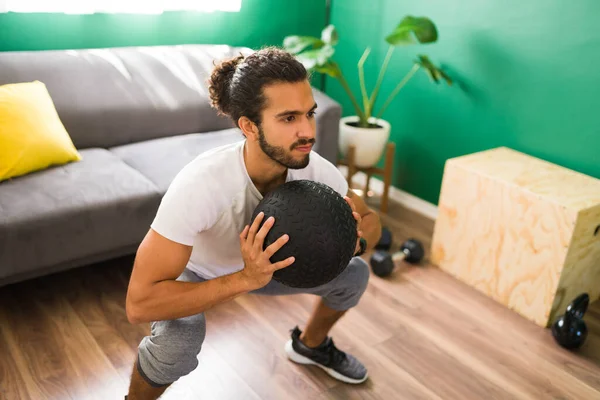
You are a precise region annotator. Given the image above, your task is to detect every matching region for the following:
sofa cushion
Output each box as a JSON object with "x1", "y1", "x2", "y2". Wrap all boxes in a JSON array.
[
  {"x1": 0, "y1": 148, "x2": 161, "y2": 280},
  {"x1": 0, "y1": 45, "x2": 248, "y2": 149},
  {"x1": 0, "y1": 81, "x2": 81, "y2": 182},
  {"x1": 110, "y1": 128, "x2": 244, "y2": 194}
]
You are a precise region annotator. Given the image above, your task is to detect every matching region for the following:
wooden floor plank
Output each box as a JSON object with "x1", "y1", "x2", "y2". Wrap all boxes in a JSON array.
[
  {"x1": 32, "y1": 274, "x2": 128, "y2": 400},
  {"x1": 374, "y1": 324, "x2": 515, "y2": 399},
  {"x1": 0, "y1": 303, "x2": 33, "y2": 400},
  {"x1": 397, "y1": 266, "x2": 600, "y2": 394},
  {"x1": 159, "y1": 342, "x2": 262, "y2": 400},
  {"x1": 316, "y1": 339, "x2": 445, "y2": 400},
  {"x1": 381, "y1": 287, "x2": 587, "y2": 399},
  {"x1": 53, "y1": 265, "x2": 141, "y2": 382},
  {"x1": 0, "y1": 283, "x2": 81, "y2": 400},
  {"x1": 204, "y1": 299, "x2": 327, "y2": 400},
  {"x1": 353, "y1": 278, "x2": 551, "y2": 399}
]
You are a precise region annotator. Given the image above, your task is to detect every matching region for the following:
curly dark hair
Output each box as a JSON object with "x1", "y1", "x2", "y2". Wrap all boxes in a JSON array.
[{"x1": 208, "y1": 46, "x2": 309, "y2": 128}]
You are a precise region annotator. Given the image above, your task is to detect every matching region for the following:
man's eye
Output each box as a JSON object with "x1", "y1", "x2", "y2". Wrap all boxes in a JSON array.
[
  {"x1": 308, "y1": 111, "x2": 317, "y2": 118},
  {"x1": 285, "y1": 116, "x2": 295, "y2": 122}
]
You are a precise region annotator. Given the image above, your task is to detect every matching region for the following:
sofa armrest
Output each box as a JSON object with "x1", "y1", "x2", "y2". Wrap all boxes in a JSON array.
[{"x1": 312, "y1": 88, "x2": 342, "y2": 165}]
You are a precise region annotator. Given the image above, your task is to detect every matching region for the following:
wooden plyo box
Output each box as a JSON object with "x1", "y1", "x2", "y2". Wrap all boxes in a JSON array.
[{"x1": 431, "y1": 147, "x2": 600, "y2": 327}]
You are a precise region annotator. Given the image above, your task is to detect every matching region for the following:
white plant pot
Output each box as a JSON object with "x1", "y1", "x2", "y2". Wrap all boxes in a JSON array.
[{"x1": 338, "y1": 116, "x2": 391, "y2": 168}]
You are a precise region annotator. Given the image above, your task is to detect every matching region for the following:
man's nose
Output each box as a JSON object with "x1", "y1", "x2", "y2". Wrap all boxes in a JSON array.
[{"x1": 297, "y1": 118, "x2": 316, "y2": 139}]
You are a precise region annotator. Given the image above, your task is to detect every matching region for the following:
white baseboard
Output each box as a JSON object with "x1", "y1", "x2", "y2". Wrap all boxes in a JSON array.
[{"x1": 337, "y1": 166, "x2": 439, "y2": 221}]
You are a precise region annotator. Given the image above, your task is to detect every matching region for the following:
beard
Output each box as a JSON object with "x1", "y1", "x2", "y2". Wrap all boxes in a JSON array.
[{"x1": 258, "y1": 128, "x2": 315, "y2": 169}]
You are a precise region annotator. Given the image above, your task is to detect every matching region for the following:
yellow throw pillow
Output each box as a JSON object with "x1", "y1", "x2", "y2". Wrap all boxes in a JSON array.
[{"x1": 0, "y1": 80, "x2": 81, "y2": 182}]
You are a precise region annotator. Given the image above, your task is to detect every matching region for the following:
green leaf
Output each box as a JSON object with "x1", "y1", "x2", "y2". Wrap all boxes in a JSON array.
[
  {"x1": 415, "y1": 55, "x2": 453, "y2": 85},
  {"x1": 321, "y1": 24, "x2": 338, "y2": 46},
  {"x1": 385, "y1": 16, "x2": 438, "y2": 46},
  {"x1": 296, "y1": 45, "x2": 335, "y2": 70},
  {"x1": 314, "y1": 61, "x2": 341, "y2": 78},
  {"x1": 283, "y1": 35, "x2": 324, "y2": 54}
]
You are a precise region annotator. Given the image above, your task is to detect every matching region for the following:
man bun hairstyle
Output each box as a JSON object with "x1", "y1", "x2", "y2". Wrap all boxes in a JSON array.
[
  {"x1": 207, "y1": 54, "x2": 244, "y2": 117},
  {"x1": 208, "y1": 46, "x2": 309, "y2": 128}
]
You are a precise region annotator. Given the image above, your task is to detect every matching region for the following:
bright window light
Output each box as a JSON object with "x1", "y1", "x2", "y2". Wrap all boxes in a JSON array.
[{"x1": 0, "y1": 0, "x2": 242, "y2": 14}]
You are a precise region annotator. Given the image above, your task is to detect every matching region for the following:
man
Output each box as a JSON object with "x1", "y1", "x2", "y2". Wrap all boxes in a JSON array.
[{"x1": 125, "y1": 47, "x2": 382, "y2": 399}]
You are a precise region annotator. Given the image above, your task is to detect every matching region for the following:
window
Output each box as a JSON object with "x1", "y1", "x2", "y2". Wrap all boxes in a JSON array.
[{"x1": 0, "y1": 0, "x2": 242, "y2": 14}]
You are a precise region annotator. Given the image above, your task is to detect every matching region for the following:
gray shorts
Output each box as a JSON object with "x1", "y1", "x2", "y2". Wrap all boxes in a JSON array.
[{"x1": 136, "y1": 257, "x2": 370, "y2": 387}]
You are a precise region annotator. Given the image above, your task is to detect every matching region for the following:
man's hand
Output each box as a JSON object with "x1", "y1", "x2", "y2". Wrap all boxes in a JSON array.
[
  {"x1": 344, "y1": 195, "x2": 363, "y2": 255},
  {"x1": 239, "y1": 211, "x2": 295, "y2": 290}
]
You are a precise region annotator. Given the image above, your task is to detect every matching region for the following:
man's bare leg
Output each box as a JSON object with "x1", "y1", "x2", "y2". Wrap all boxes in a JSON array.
[
  {"x1": 300, "y1": 298, "x2": 347, "y2": 348},
  {"x1": 126, "y1": 357, "x2": 171, "y2": 400}
]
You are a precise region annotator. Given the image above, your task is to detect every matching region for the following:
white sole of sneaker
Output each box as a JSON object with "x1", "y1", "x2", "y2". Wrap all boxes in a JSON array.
[{"x1": 284, "y1": 340, "x2": 368, "y2": 384}]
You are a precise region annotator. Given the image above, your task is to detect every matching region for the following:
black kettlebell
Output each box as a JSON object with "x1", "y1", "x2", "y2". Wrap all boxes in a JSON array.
[{"x1": 551, "y1": 293, "x2": 589, "y2": 350}]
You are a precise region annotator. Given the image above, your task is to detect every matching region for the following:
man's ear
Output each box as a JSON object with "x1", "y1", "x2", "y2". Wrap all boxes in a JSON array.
[{"x1": 238, "y1": 116, "x2": 259, "y2": 141}]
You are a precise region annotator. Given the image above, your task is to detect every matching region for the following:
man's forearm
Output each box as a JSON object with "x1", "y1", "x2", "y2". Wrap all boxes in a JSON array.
[{"x1": 127, "y1": 271, "x2": 252, "y2": 324}]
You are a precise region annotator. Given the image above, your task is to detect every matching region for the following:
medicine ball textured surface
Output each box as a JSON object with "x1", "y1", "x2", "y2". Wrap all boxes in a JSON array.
[{"x1": 251, "y1": 180, "x2": 357, "y2": 288}]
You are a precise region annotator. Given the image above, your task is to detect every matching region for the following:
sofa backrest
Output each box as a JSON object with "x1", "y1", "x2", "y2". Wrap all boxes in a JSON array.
[{"x1": 0, "y1": 44, "x2": 250, "y2": 149}]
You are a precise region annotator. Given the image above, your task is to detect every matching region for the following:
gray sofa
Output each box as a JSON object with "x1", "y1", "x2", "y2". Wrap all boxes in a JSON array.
[{"x1": 0, "y1": 44, "x2": 342, "y2": 287}]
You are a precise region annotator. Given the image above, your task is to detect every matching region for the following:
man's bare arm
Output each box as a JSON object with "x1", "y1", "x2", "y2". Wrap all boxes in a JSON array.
[
  {"x1": 125, "y1": 229, "x2": 252, "y2": 324},
  {"x1": 126, "y1": 212, "x2": 294, "y2": 324}
]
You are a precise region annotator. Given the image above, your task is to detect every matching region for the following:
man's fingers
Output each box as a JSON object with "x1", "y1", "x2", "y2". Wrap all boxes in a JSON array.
[
  {"x1": 264, "y1": 233, "x2": 289, "y2": 258},
  {"x1": 253, "y1": 216, "x2": 275, "y2": 252},
  {"x1": 345, "y1": 197, "x2": 360, "y2": 224},
  {"x1": 273, "y1": 256, "x2": 296, "y2": 271},
  {"x1": 345, "y1": 196, "x2": 357, "y2": 212},
  {"x1": 247, "y1": 212, "x2": 264, "y2": 244},
  {"x1": 240, "y1": 225, "x2": 249, "y2": 242}
]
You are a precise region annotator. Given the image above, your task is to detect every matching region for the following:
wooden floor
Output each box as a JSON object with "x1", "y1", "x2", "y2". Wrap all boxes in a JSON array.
[{"x1": 1, "y1": 196, "x2": 600, "y2": 400}]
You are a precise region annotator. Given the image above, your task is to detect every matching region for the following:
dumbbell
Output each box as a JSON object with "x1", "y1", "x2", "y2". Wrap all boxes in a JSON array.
[
  {"x1": 369, "y1": 238, "x2": 425, "y2": 277},
  {"x1": 375, "y1": 227, "x2": 393, "y2": 251},
  {"x1": 551, "y1": 293, "x2": 589, "y2": 350}
]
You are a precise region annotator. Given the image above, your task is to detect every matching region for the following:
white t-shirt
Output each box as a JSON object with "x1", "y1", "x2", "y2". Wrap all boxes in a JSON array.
[{"x1": 150, "y1": 139, "x2": 349, "y2": 279}]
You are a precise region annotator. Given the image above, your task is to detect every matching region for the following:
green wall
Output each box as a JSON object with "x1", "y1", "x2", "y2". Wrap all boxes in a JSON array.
[
  {"x1": 4, "y1": 0, "x2": 598, "y2": 207},
  {"x1": 327, "y1": 0, "x2": 600, "y2": 205},
  {"x1": 0, "y1": 0, "x2": 326, "y2": 51}
]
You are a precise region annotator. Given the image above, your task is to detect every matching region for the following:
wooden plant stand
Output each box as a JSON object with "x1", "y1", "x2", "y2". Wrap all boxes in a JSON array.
[{"x1": 338, "y1": 142, "x2": 395, "y2": 213}]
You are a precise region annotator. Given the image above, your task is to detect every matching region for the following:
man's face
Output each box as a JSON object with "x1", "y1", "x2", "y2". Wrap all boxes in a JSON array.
[{"x1": 256, "y1": 80, "x2": 317, "y2": 169}]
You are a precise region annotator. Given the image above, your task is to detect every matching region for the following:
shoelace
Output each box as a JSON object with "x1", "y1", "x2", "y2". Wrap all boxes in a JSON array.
[{"x1": 323, "y1": 339, "x2": 347, "y2": 365}]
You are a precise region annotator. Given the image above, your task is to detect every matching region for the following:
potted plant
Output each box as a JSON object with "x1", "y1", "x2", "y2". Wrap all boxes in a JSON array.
[{"x1": 283, "y1": 16, "x2": 452, "y2": 168}]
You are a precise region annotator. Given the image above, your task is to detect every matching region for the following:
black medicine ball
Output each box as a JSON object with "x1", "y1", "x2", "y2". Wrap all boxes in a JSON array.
[{"x1": 250, "y1": 180, "x2": 357, "y2": 288}]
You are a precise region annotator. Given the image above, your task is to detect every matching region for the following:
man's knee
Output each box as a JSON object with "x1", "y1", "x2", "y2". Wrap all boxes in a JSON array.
[
  {"x1": 137, "y1": 312, "x2": 206, "y2": 386},
  {"x1": 347, "y1": 256, "x2": 370, "y2": 295},
  {"x1": 322, "y1": 257, "x2": 370, "y2": 310}
]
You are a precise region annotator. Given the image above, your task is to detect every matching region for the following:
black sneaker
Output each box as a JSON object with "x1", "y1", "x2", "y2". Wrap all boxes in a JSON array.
[{"x1": 284, "y1": 326, "x2": 368, "y2": 384}]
